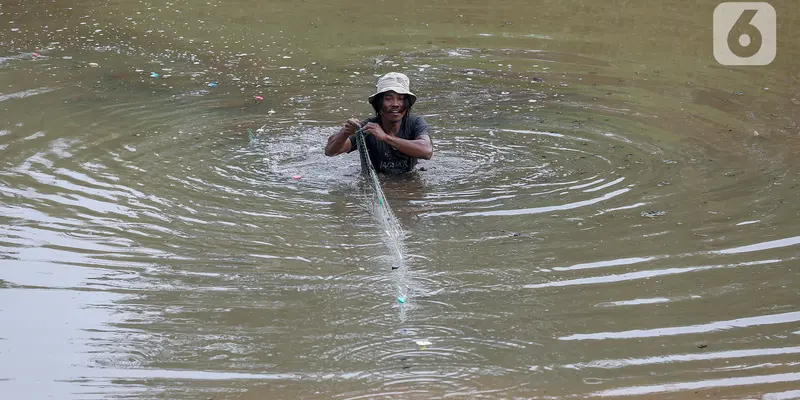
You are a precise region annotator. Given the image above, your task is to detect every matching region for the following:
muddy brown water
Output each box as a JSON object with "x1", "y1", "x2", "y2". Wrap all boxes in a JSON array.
[{"x1": 1, "y1": 0, "x2": 799, "y2": 399}]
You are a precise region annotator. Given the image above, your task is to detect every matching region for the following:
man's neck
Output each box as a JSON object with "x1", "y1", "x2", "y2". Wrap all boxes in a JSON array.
[{"x1": 380, "y1": 116, "x2": 402, "y2": 136}]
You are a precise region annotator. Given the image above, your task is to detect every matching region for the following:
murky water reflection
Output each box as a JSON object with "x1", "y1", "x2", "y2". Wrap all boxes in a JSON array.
[{"x1": 1, "y1": 0, "x2": 799, "y2": 398}]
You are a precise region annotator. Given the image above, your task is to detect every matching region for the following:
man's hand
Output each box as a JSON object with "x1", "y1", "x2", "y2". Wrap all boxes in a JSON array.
[
  {"x1": 343, "y1": 118, "x2": 361, "y2": 136},
  {"x1": 362, "y1": 122, "x2": 389, "y2": 142},
  {"x1": 325, "y1": 118, "x2": 361, "y2": 156}
]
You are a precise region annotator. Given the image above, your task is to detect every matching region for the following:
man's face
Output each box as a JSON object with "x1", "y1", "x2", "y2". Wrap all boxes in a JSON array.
[{"x1": 380, "y1": 91, "x2": 407, "y2": 122}]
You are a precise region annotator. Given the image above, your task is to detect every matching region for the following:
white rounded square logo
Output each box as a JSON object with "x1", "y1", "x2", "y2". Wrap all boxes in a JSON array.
[{"x1": 713, "y1": 2, "x2": 776, "y2": 66}]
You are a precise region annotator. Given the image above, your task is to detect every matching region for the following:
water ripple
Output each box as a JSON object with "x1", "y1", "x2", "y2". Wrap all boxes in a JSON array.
[{"x1": 560, "y1": 311, "x2": 800, "y2": 341}]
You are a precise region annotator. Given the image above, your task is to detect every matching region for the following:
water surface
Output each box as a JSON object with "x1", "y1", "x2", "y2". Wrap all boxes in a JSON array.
[{"x1": 1, "y1": 0, "x2": 799, "y2": 398}]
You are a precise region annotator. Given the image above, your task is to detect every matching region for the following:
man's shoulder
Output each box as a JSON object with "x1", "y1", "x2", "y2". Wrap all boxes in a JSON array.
[
  {"x1": 408, "y1": 115, "x2": 427, "y2": 124},
  {"x1": 408, "y1": 115, "x2": 429, "y2": 136}
]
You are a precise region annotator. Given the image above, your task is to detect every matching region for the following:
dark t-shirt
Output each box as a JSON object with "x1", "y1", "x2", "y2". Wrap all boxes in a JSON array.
[{"x1": 348, "y1": 115, "x2": 429, "y2": 174}]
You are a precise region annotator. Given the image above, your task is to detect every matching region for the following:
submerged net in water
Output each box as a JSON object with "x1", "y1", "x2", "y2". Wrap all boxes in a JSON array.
[{"x1": 355, "y1": 128, "x2": 409, "y2": 305}]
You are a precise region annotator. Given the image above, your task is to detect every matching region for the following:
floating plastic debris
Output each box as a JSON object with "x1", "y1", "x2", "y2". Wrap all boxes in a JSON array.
[
  {"x1": 397, "y1": 297, "x2": 406, "y2": 304},
  {"x1": 415, "y1": 339, "x2": 431, "y2": 346},
  {"x1": 292, "y1": 175, "x2": 302, "y2": 180},
  {"x1": 150, "y1": 72, "x2": 160, "y2": 78},
  {"x1": 208, "y1": 82, "x2": 217, "y2": 87},
  {"x1": 254, "y1": 95, "x2": 264, "y2": 101},
  {"x1": 88, "y1": 62, "x2": 99, "y2": 67}
]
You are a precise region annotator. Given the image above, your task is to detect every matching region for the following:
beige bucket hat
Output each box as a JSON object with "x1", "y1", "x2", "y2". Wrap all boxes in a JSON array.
[{"x1": 368, "y1": 72, "x2": 417, "y2": 106}]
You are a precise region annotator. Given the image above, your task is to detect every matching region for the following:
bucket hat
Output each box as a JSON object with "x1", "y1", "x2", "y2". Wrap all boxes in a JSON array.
[{"x1": 368, "y1": 72, "x2": 416, "y2": 107}]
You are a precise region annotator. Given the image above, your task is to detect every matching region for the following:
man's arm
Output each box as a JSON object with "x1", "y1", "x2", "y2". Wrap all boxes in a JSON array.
[
  {"x1": 324, "y1": 128, "x2": 353, "y2": 156},
  {"x1": 385, "y1": 134, "x2": 433, "y2": 160},
  {"x1": 324, "y1": 118, "x2": 361, "y2": 156}
]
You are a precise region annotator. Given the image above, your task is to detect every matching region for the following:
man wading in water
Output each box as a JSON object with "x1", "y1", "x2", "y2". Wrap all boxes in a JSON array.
[{"x1": 324, "y1": 72, "x2": 433, "y2": 174}]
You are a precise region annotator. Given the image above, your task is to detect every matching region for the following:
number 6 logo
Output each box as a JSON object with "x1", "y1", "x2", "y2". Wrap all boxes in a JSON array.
[{"x1": 714, "y1": 2, "x2": 776, "y2": 66}]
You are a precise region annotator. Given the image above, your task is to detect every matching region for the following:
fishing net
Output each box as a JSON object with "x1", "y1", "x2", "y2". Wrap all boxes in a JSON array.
[{"x1": 355, "y1": 128, "x2": 410, "y2": 307}]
